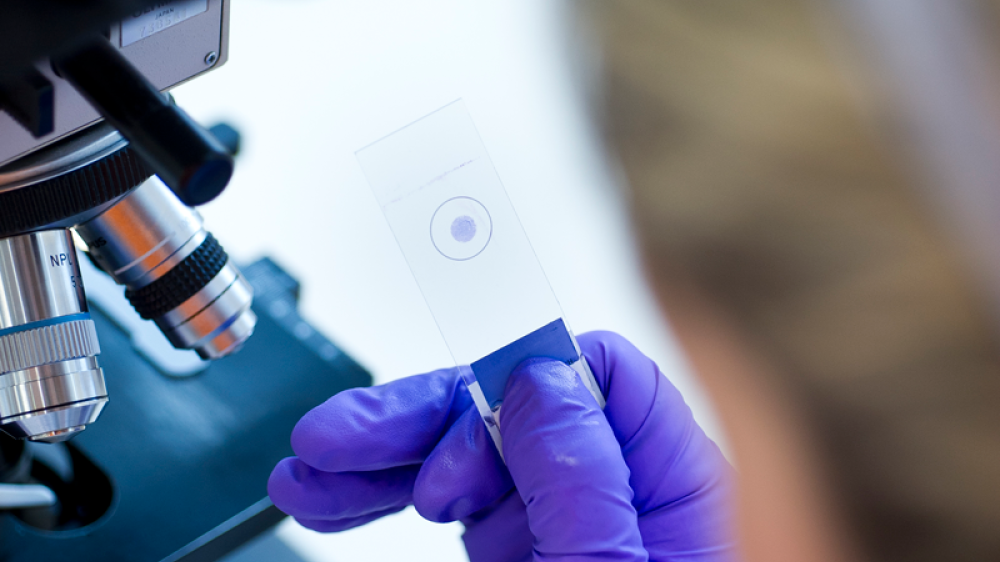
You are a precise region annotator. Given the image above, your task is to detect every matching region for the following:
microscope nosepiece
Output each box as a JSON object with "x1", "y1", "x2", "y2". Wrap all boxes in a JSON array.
[{"x1": 0, "y1": 230, "x2": 108, "y2": 443}]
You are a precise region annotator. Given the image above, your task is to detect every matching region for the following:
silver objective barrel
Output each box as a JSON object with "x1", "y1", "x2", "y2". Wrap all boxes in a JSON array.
[
  {"x1": 76, "y1": 179, "x2": 256, "y2": 359},
  {"x1": 0, "y1": 230, "x2": 107, "y2": 443}
]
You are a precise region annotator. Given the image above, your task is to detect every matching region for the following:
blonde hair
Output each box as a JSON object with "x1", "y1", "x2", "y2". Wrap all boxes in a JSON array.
[{"x1": 591, "y1": 1, "x2": 1000, "y2": 560}]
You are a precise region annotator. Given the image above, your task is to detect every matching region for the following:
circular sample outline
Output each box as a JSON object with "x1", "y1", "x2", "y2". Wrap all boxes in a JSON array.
[{"x1": 430, "y1": 196, "x2": 493, "y2": 261}]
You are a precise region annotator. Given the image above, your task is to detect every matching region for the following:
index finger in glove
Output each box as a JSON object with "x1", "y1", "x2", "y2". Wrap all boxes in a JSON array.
[
  {"x1": 283, "y1": 366, "x2": 514, "y2": 525},
  {"x1": 268, "y1": 458, "x2": 417, "y2": 522},
  {"x1": 290, "y1": 367, "x2": 472, "y2": 472}
]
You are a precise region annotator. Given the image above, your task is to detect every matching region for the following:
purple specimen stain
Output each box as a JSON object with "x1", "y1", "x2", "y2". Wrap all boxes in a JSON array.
[{"x1": 451, "y1": 215, "x2": 477, "y2": 243}]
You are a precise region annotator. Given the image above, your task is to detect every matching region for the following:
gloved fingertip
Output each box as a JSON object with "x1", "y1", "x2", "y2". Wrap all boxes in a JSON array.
[
  {"x1": 413, "y1": 406, "x2": 513, "y2": 523},
  {"x1": 268, "y1": 458, "x2": 420, "y2": 523},
  {"x1": 577, "y1": 330, "x2": 638, "y2": 387},
  {"x1": 289, "y1": 405, "x2": 335, "y2": 465},
  {"x1": 577, "y1": 330, "x2": 634, "y2": 352},
  {"x1": 504, "y1": 356, "x2": 601, "y2": 414},
  {"x1": 295, "y1": 517, "x2": 344, "y2": 533},
  {"x1": 267, "y1": 457, "x2": 309, "y2": 513},
  {"x1": 294, "y1": 506, "x2": 407, "y2": 533},
  {"x1": 461, "y1": 492, "x2": 534, "y2": 562}
]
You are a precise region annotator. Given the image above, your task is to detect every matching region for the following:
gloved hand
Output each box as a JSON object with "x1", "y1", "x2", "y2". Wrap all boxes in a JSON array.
[{"x1": 269, "y1": 331, "x2": 736, "y2": 561}]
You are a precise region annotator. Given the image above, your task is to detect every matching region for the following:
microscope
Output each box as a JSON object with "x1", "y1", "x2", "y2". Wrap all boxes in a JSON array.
[{"x1": 0, "y1": 2, "x2": 370, "y2": 560}]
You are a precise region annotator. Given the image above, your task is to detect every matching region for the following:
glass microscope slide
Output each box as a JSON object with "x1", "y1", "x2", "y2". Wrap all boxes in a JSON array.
[{"x1": 357, "y1": 100, "x2": 604, "y2": 453}]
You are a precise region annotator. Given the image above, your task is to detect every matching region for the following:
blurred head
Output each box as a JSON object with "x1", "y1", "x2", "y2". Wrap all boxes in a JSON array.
[{"x1": 586, "y1": 1, "x2": 1000, "y2": 561}]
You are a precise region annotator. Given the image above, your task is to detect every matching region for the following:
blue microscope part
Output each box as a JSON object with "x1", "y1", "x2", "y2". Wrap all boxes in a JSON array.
[
  {"x1": 471, "y1": 318, "x2": 579, "y2": 409},
  {"x1": 0, "y1": 313, "x2": 92, "y2": 338}
]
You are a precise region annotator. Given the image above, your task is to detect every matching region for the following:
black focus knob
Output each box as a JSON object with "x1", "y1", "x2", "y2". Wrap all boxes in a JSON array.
[
  {"x1": 0, "y1": 124, "x2": 153, "y2": 238},
  {"x1": 54, "y1": 38, "x2": 233, "y2": 207}
]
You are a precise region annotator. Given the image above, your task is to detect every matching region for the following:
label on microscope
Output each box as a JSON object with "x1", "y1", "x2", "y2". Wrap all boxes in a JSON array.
[{"x1": 120, "y1": 0, "x2": 209, "y2": 47}]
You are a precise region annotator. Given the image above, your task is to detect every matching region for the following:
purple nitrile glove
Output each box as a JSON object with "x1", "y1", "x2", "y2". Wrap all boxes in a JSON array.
[{"x1": 268, "y1": 331, "x2": 736, "y2": 561}]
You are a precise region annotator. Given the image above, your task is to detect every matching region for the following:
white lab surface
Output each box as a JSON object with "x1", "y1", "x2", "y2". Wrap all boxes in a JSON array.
[{"x1": 175, "y1": 1, "x2": 724, "y2": 561}]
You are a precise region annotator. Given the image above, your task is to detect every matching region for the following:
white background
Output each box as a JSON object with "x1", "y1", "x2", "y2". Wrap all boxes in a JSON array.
[{"x1": 174, "y1": 1, "x2": 724, "y2": 560}]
